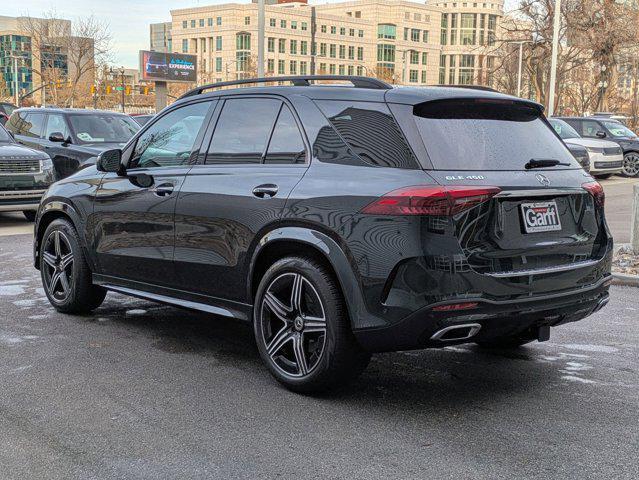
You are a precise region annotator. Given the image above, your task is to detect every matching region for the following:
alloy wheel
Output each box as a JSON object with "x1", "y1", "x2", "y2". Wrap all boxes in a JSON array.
[
  {"x1": 259, "y1": 272, "x2": 327, "y2": 377},
  {"x1": 42, "y1": 230, "x2": 74, "y2": 302},
  {"x1": 623, "y1": 153, "x2": 639, "y2": 177}
]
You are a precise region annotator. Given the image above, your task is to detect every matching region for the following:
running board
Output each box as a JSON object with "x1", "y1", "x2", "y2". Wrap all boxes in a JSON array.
[{"x1": 98, "y1": 283, "x2": 251, "y2": 321}]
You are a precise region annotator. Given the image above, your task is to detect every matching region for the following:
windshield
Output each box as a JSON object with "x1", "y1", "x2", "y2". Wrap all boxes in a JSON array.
[
  {"x1": 549, "y1": 119, "x2": 580, "y2": 139},
  {"x1": 413, "y1": 99, "x2": 579, "y2": 171},
  {"x1": 68, "y1": 114, "x2": 139, "y2": 144},
  {"x1": 601, "y1": 120, "x2": 637, "y2": 138},
  {"x1": 0, "y1": 124, "x2": 11, "y2": 143}
]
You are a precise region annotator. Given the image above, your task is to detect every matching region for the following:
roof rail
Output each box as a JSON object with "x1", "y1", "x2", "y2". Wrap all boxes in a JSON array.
[
  {"x1": 179, "y1": 75, "x2": 393, "y2": 99},
  {"x1": 431, "y1": 84, "x2": 499, "y2": 93}
]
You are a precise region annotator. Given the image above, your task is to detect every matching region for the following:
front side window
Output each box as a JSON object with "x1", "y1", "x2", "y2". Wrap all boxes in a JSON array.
[
  {"x1": 601, "y1": 120, "x2": 637, "y2": 138},
  {"x1": 44, "y1": 114, "x2": 70, "y2": 140},
  {"x1": 0, "y1": 124, "x2": 11, "y2": 142},
  {"x1": 207, "y1": 98, "x2": 281, "y2": 164},
  {"x1": 316, "y1": 100, "x2": 418, "y2": 169},
  {"x1": 131, "y1": 101, "x2": 211, "y2": 169},
  {"x1": 265, "y1": 105, "x2": 306, "y2": 164}
]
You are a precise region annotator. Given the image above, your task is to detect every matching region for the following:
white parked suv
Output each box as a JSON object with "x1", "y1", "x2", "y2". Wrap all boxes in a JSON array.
[{"x1": 549, "y1": 118, "x2": 623, "y2": 178}]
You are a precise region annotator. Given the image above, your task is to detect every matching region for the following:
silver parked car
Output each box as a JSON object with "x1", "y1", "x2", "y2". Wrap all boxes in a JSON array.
[{"x1": 549, "y1": 118, "x2": 623, "y2": 178}]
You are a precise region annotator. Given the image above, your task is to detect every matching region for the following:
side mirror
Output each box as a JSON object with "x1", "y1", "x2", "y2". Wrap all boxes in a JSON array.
[
  {"x1": 595, "y1": 130, "x2": 607, "y2": 139},
  {"x1": 96, "y1": 149, "x2": 123, "y2": 173},
  {"x1": 48, "y1": 132, "x2": 66, "y2": 143}
]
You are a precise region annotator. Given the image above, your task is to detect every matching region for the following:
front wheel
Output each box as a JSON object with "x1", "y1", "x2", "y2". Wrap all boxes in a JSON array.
[
  {"x1": 40, "y1": 219, "x2": 107, "y2": 314},
  {"x1": 622, "y1": 152, "x2": 639, "y2": 177},
  {"x1": 254, "y1": 256, "x2": 370, "y2": 393}
]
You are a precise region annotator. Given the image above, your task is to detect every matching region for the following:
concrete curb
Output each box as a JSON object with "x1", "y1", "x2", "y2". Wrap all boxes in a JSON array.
[{"x1": 612, "y1": 272, "x2": 639, "y2": 287}]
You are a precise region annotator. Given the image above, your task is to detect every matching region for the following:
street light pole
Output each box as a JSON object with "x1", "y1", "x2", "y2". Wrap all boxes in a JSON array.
[
  {"x1": 120, "y1": 67, "x2": 125, "y2": 113},
  {"x1": 547, "y1": 0, "x2": 561, "y2": 116},
  {"x1": 257, "y1": 0, "x2": 265, "y2": 77},
  {"x1": 517, "y1": 41, "x2": 524, "y2": 97}
]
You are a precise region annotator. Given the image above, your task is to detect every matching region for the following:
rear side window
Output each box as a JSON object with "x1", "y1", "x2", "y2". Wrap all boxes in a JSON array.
[
  {"x1": 265, "y1": 105, "x2": 306, "y2": 164},
  {"x1": 24, "y1": 114, "x2": 46, "y2": 138},
  {"x1": 6, "y1": 111, "x2": 29, "y2": 135},
  {"x1": 207, "y1": 98, "x2": 281, "y2": 164},
  {"x1": 571, "y1": 119, "x2": 602, "y2": 138},
  {"x1": 315, "y1": 100, "x2": 418, "y2": 169},
  {"x1": 413, "y1": 99, "x2": 579, "y2": 171}
]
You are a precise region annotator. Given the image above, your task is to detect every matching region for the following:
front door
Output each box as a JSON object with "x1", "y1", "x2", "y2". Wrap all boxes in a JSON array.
[
  {"x1": 174, "y1": 97, "x2": 309, "y2": 304},
  {"x1": 91, "y1": 100, "x2": 215, "y2": 288}
]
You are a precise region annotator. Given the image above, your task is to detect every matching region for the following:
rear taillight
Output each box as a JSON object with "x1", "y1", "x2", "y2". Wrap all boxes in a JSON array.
[
  {"x1": 582, "y1": 181, "x2": 605, "y2": 207},
  {"x1": 361, "y1": 185, "x2": 501, "y2": 216}
]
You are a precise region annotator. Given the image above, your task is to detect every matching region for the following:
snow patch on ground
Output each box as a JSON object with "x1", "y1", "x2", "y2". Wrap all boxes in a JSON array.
[
  {"x1": 0, "y1": 285, "x2": 26, "y2": 296},
  {"x1": 559, "y1": 344, "x2": 618, "y2": 354}
]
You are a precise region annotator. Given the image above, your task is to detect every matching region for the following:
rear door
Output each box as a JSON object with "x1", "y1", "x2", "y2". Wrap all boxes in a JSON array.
[
  {"x1": 173, "y1": 96, "x2": 308, "y2": 304},
  {"x1": 92, "y1": 100, "x2": 215, "y2": 288}
]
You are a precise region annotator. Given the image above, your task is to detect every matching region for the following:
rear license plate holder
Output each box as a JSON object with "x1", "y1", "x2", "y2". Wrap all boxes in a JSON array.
[{"x1": 520, "y1": 201, "x2": 562, "y2": 233}]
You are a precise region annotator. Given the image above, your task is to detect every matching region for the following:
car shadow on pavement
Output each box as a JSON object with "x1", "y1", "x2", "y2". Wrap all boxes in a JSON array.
[{"x1": 91, "y1": 293, "x2": 564, "y2": 411}]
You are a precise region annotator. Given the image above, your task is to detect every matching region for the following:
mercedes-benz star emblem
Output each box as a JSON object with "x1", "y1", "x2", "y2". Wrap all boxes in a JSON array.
[{"x1": 535, "y1": 173, "x2": 551, "y2": 187}]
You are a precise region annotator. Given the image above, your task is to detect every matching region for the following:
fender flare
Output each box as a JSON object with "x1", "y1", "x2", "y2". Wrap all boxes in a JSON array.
[{"x1": 249, "y1": 226, "x2": 387, "y2": 330}]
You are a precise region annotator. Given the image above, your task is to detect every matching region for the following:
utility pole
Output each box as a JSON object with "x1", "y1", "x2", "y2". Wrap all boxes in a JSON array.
[
  {"x1": 547, "y1": 0, "x2": 561, "y2": 116},
  {"x1": 257, "y1": 0, "x2": 265, "y2": 77},
  {"x1": 12, "y1": 56, "x2": 19, "y2": 106}
]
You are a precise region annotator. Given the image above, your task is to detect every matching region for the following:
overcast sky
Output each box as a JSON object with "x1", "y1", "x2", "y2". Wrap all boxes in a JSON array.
[{"x1": 2, "y1": 0, "x2": 517, "y2": 68}]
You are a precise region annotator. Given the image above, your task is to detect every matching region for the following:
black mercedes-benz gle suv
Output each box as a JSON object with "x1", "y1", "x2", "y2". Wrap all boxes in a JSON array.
[{"x1": 33, "y1": 76, "x2": 612, "y2": 392}]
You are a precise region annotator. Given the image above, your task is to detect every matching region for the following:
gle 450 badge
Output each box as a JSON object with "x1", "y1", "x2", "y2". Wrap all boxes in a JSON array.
[{"x1": 521, "y1": 201, "x2": 562, "y2": 233}]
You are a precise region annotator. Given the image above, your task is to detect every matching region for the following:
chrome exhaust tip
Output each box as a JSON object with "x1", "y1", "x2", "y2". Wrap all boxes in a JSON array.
[{"x1": 430, "y1": 323, "x2": 482, "y2": 342}]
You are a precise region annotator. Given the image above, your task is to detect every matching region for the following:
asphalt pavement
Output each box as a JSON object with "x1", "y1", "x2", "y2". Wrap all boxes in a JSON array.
[{"x1": 0, "y1": 233, "x2": 637, "y2": 479}]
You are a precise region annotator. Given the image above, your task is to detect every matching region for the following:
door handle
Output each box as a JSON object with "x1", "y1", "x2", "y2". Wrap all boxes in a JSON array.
[
  {"x1": 252, "y1": 184, "x2": 279, "y2": 198},
  {"x1": 152, "y1": 182, "x2": 175, "y2": 197}
]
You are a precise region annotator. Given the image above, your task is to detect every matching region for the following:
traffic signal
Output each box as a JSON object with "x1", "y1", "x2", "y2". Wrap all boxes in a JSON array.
[
  {"x1": 125, "y1": 85, "x2": 131, "y2": 95},
  {"x1": 90, "y1": 85, "x2": 96, "y2": 94},
  {"x1": 106, "y1": 85, "x2": 112, "y2": 94}
]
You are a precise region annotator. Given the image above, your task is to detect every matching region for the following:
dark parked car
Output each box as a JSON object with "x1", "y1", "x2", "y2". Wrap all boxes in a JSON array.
[
  {"x1": 33, "y1": 76, "x2": 612, "y2": 392},
  {"x1": 0, "y1": 122, "x2": 54, "y2": 220},
  {"x1": 130, "y1": 114, "x2": 154, "y2": 127},
  {"x1": 564, "y1": 142, "x2": 590, "y2": 173},
  {"x1": 557, "y1": 116, "x2": 639, "y2": 177},
  {"x1": 6, "y1": 108, "x2": 139, "y2": 179}
]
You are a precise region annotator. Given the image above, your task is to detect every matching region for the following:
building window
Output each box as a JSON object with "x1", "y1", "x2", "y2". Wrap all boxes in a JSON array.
[
  {"x1": 290, "y1": 60, "x2": 297, "y2": 74},
  {"x1": 421, "y1": 70, "x2": 427, "y2": 83},
  {"x1": 301, "y1": 40, "x2": 308, "y2": 55},
  {"x1": 423, "y1": 30, "x2": 429, "y2": 43},
  {"x1": 358, "y1": 29, "x2": 364, "y2": 37},
  {"x1": 199, "y1": 19, "x2": 204, "y2": 27},
  {"x1": 339, "y1": 45, "x2": 345, "y2": 59},
  {"x1": 460, "y1": 13, "x2": 477, "y2": 45},
  {"x1": 329, "y1": 64, "x2": 336, "y2": 74},
  {"x1": 270, "y1": 18, "x2": 276, "y2": 27},
  {"x1": 349, "y1": 28, "x2": 355, "y2": 36},
  {"x1": 487, "y1": 15, "x2": 497, "y2": 46},
  {"x1": 459, "y1": 54, "x2": 474, "y2": 84},
  {"x1": 377, "y1": 24, "x2": 396, "y2": 40},
  {"x1": 340, "y1": 27, "x2": 346, "y2": 35},
  {"x1": 319, "y1": 62, "x2": 327, "y2": 73},
  {"x1": 448, "y1": 54, "x2": 456, "y2": 84},
  {"x1": 268, "y1": 37, "x2": 275, "y2": 52},
  {"x1": 331, "y1": 26, "x2": 337, "y2": 34},
  {"x1": 348, "y1": 65, "x2": 354, "y2": 75},
  {"x1": 411, "y1": 29, "x2": 420, "y2": 42},
  {"x1": 338, "y1": 64, "x2": 345, "y2": 75},
  {"x1": 217, "y1": 16, "x2": 222, "y2": 25},
  {"x1": 321, "y1": 25, "x2": 327, "y2": 33},
  {"x1": 355, "y1": 11, "x2": 361, "y2": 18},
  {"x1": 290, "y1": 40, "x2": 297, "y2": 54},
  {"x1": 377, "y1": 44, "x2": 396, "y2": 63},
  {"x1": 267, "y1": 58, "x2": 274, "y2": 73},
  {"x1": 279, "y1": 38, "x2": 286, "y2": 53},
  {"x1": 357, "y1": 66, "x2": 363, "y2": 75},
  {"x1": 278, "y1": 59, "x2": 285, "y2": 74},
  {"x1": 182, "y1": 39, "x2": 188, "y2": 53},
  {"x1": 441, "y1": 14, "x2": 448, "y2": 45},
  {"x1": 182, "y1": 20, "x2": 187, "y2": 28},
  {"x1": 216, "y1": 57, "x2": 222, "y2": 72},
  {"x1": 404, "y1": 27, "x2": 409, "y2": 41},
  {"x1": 329, "y1": 44, "x2": 336, "y2": 58},
  {"x1": 190, "y1": 20, "x2": 196, "y2": 28},
  {"x1": 208, "y1": 18, "x2": 213, "y2": 26},
  {"x1": 216, "y1": 36, "x2": 222, "y2": 50},
  {"x1": 422, "y1": 52, "x2": 428, "y2": 65},
  {"x1": 348, "y1": 46, "x2": 355, "y2": 60},
  {"x1": 320, "y1": 43, "x2": 327, "y2": 56},
  {"x1": 410, "y1": 51, "x2": 419, "y2": 64},
  {"x1": 414, "y1": 13, "x2": 421, "y2": 21},
  {"x1": 281, "y1": 20, "x2": 287, "y2": 28},
  {"x1": 236, "y1": 32, "x2": 251, "y2": 51},
  {"x1": 439, "y1": 54, "x2": 446, "y2": 84},
  {"x1": 245, "y1": 16, "x2": 251, "y2": 26},
  {"x1": 357, "y1": 46, "x2": 364, "y2": 61},
  {"x1": 300, "y1": 61, "x2": 307, "y2": 74},
  {"x1": 450, "y1": 13, "x2": 457, "y2": 45},
  {"x1": 302, "y1": 22, "x2": 308, "y2": 31}
]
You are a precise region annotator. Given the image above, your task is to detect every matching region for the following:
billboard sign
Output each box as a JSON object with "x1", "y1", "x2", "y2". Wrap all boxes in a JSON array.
[{"x1": 139, "y1": 50, "x2": 197, "y2": 83}]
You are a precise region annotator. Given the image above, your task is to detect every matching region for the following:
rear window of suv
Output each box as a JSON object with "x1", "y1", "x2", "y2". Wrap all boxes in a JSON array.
[{"x1": 413, "y1": 98, "x2": 579, "y2": 171}]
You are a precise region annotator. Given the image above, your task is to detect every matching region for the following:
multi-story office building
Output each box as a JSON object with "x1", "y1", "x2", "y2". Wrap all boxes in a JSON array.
[
  {"x1": 150, "y1": 22, "x2": 173, "y2": 53},
  {"x1": 164, "y1": 0, "x2": 504, "y2": 86}
]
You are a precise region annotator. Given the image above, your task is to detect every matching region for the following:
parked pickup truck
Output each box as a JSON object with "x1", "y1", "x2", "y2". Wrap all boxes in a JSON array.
[{"x1": 0, "y1": 122, "x2": 55, "y2": 221}]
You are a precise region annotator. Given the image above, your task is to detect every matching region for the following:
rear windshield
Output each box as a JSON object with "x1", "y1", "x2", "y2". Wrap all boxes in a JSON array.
[{"x1": 413, "y1": 99, "x2": 579, "y2": 171}]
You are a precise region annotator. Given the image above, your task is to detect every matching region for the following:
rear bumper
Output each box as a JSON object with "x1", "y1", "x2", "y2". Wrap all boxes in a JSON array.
[
  {"x1": 0, "y1": 189, "x2": 46, "y2": 212},
  {"x1": 354, "y1": 273, "x2": 612, "y2": 352}
]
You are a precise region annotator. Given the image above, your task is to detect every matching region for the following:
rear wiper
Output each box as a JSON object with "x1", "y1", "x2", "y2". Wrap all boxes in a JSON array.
[{"x1": 525, "y1": 158, "x2": 571, "y2": 169}]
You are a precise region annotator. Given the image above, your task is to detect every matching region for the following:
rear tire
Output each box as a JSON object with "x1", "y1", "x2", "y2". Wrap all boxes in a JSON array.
[
  {"x1": 40, "y1": 219, "x2": 106, "y2": 314},
  {"x1": 593, "y1": 174, "x2": 612, "y2": 180},
  {"x1": 23, "y1": 210, "x2": 36, "y2": 222},
  {"x1": 254, "y1": 256, "x2": 370, "y2": 393}
]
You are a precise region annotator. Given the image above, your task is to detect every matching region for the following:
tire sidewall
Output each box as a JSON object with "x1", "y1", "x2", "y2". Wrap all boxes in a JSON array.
[
  {"x1": 253, "y1": 257, "x2": 341, "y2": 390},
  {"x1": 623, "y1": 153, "x2": 639, "y2": 177}
]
